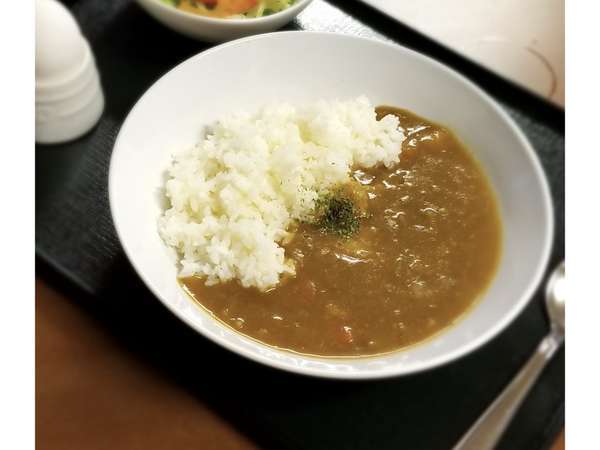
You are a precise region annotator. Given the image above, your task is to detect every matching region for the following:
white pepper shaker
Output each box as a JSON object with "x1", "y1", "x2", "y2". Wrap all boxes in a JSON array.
[{"x1": 35, "y1": 0, "x2": 104, "y2": 144}]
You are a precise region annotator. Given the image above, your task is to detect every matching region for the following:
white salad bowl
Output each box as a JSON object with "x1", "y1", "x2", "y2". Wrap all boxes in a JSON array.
[
  {"x1": 109, "y1": 32, "x2": 553, "y2": 379},
  {"x1": 135, "y1": 0, "x2": 313, "y2": 42}
]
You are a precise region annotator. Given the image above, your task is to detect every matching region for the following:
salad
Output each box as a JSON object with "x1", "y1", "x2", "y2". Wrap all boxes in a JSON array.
[{"x1": 160, "y1": 0, "x2": 297, "y2": 18}]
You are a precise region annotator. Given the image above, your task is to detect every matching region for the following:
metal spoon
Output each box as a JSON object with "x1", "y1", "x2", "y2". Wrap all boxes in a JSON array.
[{"x1": 453, "y1": 262, "x2": 565, "y2": 450}]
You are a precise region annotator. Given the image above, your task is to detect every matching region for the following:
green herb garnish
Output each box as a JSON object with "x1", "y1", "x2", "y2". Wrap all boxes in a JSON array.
[{"x1": 310, "y1": 190, "x2": 363, "y2": 238}]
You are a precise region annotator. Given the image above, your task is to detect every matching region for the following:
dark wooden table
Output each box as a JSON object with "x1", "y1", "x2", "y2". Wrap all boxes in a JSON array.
[{"x1": 36, "y1": 277, "x2": 565, "y2": 450}]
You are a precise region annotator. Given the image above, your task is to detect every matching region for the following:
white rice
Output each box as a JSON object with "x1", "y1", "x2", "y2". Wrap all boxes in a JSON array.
[{"x1": 158, "y1": 97, "x2": 405, "y2": 290}]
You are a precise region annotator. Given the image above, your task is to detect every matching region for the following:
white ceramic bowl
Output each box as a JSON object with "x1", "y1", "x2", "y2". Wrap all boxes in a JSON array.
[
  {"x1": 109, "y1": 32, "x2": 553, "y2": 379},
  {"x1": 135, "y1": 0, "x2": 313, "y2": 42}
]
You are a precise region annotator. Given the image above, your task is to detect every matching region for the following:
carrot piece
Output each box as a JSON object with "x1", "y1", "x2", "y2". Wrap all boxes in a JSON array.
[{"x1": 219, "y1": 0, "x2": 258, "y2": 15}]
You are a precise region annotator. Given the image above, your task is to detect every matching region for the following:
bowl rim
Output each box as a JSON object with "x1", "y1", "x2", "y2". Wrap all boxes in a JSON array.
[
  {"x1": 140, "y1": 0, "x2": 313, "y2": 25},
  {"x1": 109, "y1": 31, "x2": 554, "y2": 380}
]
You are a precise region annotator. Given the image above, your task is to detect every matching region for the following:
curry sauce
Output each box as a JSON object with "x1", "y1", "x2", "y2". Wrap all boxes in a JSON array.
[{"x1": 181, "y1": 107, "x2": 502, "y2": 357}]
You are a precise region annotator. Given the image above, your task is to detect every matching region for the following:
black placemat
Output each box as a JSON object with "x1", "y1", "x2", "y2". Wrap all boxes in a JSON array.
[{"x1": 36, "y1": 1, "x2": 564, "y2": 449}]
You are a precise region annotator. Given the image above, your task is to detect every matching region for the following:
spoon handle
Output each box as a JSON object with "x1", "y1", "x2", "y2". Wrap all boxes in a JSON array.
[{"x1": 453, "y1": 333, "x2": 562, "y2": 450}]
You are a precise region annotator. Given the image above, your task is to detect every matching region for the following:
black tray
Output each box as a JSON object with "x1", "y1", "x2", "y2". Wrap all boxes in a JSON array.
[{"x1": 36, "y1": 1, "x2": 564, "y2": 449}]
